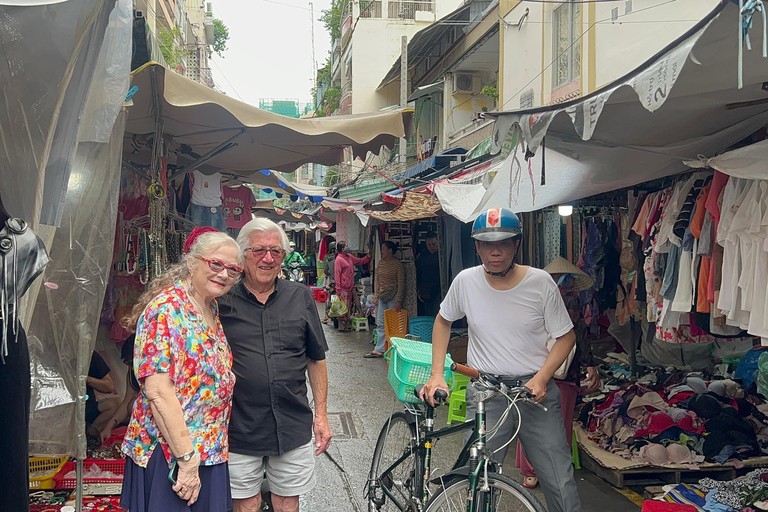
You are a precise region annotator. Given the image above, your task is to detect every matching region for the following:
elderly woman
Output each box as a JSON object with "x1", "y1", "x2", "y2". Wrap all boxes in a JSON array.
[
  {"x1": 120, "y1": 229, "x2": 243, "y2": 511},
  {"x1": 333, "y1": 241, "x2": 370, "y2": 332}
]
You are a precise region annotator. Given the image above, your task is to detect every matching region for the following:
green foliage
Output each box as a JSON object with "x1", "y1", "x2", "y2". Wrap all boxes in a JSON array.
[
  {"x1": 481, "y1": 85, "x2": 499, "y2": 101},
  {"x1": 158, "y1": 27, "x2": 188, "y2": 69},
  {"x1": 323, "y1": 166, "x2": 342, "y2": 187},
  {"x1": 212, "y1": 19, "x2": 230, "y2": 57},
  {"x1": 320, "y1": 0, "x2": 343, "y2": 41},
  {"x1": 317, "y1": 86, "x2": 341, "y2": 117}
]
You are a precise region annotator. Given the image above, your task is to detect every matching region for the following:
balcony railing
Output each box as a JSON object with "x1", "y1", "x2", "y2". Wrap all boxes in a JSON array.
[
  {"x1": 359, "y1": 1, "x2": 382, "y2": 18},
  {"x1": 387, "y1": 1, "x2": 434, "y2": 19}
]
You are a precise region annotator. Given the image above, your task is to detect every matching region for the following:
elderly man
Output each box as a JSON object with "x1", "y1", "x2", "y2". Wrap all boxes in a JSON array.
[{"x1": 219, "y1": 218, "x2": 332, "y2": 512}]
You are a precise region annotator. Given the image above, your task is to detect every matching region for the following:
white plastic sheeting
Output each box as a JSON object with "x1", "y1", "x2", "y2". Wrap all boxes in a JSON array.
[
  {"x1": 685, "y1": 139, "x2": 768, "y2": 180},
  {"x1": 0, "y1": 0, "x2": 131, "y2": 460}
]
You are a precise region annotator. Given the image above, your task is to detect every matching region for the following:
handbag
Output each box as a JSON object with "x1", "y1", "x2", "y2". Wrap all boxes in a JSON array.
[
  {"x1": 546, "y1": 335, "x2": 576, "y2": 380},
  {"x1": 378, "y1": 287, "x2": 397, "y2": 303},
  {"x1": 327, "y1": 295, "x2": 348, "y2": 318}
]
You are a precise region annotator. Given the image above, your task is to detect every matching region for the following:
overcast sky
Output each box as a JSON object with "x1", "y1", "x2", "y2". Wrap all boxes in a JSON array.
[{"x1": 210, "y1": 0, "x2": 334, "y2": 107}]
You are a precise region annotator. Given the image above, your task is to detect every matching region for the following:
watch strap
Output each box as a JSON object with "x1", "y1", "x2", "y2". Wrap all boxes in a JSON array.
[{"x1": 178, "y1": 450, "x2": 195, "y2": 462}]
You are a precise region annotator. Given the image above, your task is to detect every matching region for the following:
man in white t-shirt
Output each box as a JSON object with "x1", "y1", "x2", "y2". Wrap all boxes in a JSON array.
[{"x1": 421, "y1": 207, "x2": 582, "y2": 512}]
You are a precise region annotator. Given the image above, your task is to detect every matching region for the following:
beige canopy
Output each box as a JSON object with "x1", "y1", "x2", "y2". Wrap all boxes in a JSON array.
[{"x1": 125, "y1": 64, "x2": 414, "y2": 176}]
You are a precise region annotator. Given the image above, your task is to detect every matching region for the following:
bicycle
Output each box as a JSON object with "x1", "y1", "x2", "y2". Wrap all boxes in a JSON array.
[{"x1": 366, "y1": 362, "x2": 546, "y2": 512}]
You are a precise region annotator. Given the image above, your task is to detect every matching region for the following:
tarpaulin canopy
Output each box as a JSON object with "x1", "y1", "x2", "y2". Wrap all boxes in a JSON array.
[
  {"x1": 126, "y1": 64, "x2": 415, "y2": 175},
  {"x1": 685, "y1": 138, "x2": 768, "y2": 180},
  {"x1": 365, "y1": 192, "x2": 442, "y2": 222},
  {"x1": 440, "y1": 0, "x2": 768, "y2": 219}
]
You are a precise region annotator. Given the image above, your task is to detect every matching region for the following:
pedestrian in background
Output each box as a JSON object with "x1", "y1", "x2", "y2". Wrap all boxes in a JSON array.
[
  {"x1": 120, "y1": 229, "x2": 242, "y2": 511},
  {"x1": 365, "y1": 240, "x2": 404, "y2": 358},
  {"x1": 333, "y1": 241, "x2": 371, "y2": 332},
  {"x1": 321, "y1": 241, "x2": 336, "y2": 324}
]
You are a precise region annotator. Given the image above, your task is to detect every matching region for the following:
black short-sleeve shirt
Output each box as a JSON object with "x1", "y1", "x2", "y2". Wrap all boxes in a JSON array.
[
  {"x1": 218, "y1": 279, "x2": 328, "y2": 456},
  {"x1": 86, "y1": 352, "x2": 111, "y2": 422}
]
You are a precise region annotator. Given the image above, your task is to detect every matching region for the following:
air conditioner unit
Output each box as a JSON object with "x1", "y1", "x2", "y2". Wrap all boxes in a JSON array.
[{"x1": 452, "y1": 73, "x2": 480, "y2": 95}]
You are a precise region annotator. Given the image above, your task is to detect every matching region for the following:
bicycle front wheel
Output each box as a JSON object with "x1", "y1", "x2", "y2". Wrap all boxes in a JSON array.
[
  {"x1": 424, "y1": 473, "x2": 545, "y2": 512},
  {"x1": 368, "y1": 412, "x2": 421, "y2": 511}
]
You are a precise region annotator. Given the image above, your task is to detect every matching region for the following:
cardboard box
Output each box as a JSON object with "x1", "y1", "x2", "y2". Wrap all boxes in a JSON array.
[{"x1": 448, "y1": 337, "x2": 468, "y2": 364}]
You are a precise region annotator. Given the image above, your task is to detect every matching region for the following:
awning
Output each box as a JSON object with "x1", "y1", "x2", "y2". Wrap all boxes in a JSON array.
[
  {"x1": 408, "y1": 80, "x2": 444, "y2": 102},
  {"x1": 365, "y1": 192, "x2": 441, "y2": 222},
  {"x1": 455, "y1": 0, "x2": 768, "y2": 217},
  {"x1": 126, "y1": 64, "x2": 415, "y2": 175},
  {"x1": 685, "y1": 138, "x2": 768, "y2": 180},
  {"x1": 378, "y1": 3, "x2": 471, "y2": 89}
]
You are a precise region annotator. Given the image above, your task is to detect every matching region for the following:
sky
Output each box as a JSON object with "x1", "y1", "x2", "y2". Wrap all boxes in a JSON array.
[{"x1": 210, "y1": 0, "x2": 334, "y2": 108}]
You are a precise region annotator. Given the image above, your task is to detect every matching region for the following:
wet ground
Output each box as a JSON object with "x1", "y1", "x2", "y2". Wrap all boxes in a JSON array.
[{"x1": 298, "y1": 312, "x2": 644, "y2": 511}]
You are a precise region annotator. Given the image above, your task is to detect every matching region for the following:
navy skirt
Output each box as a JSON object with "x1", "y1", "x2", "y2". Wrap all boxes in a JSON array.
[{"x1": 121, "y1": 448, "x2": 232, "y2": 512}]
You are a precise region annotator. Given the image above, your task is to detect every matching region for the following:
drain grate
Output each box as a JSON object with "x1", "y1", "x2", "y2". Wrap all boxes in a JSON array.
[{"x1": 326, "y1": 412, "x2": 360, "y2": 440}]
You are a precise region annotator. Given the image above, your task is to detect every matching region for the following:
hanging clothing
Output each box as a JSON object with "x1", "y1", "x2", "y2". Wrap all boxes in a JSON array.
[
  {"x1": 222, "y1": 186, "x2": 254, "y2": 229},
  {"x1": 190, "y1": 170, "x2": 223, "y2": 207}
]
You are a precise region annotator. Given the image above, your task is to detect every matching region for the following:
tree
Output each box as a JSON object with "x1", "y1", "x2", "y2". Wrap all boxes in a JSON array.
[
  {"x1": 320, "y1": 1, "x2": 343, "y2": 41},
  {"x1": 212, "y1": 19, "x2": 230, "y2": 57},
  {"x1": 323, "y1": 166, "x2": 342, "y2": 187},
  {"x1": 158, "y1": 27, "x2": 188, "y2": 69}
]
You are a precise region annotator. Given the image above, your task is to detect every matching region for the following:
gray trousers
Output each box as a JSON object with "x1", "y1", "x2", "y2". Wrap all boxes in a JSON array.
[{"x1": 465, "y1": 376, "x2": 582, "y2": 512}]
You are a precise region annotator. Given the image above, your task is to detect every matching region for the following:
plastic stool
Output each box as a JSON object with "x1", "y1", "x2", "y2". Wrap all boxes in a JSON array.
[
  {"x1": 351, "y1": 317, "x2": 369, "y2": 332},
  {"x1": 446, "y1": 374, "x2": 471, "y2": 425},
  {"x1": 571, "y1": 429, "x2": 580, "y2": 469}
]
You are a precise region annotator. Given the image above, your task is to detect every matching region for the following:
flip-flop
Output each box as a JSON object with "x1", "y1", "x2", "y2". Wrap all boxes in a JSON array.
[{"x1": 363, "y1": 352, "x2": 383, "y2": 358}]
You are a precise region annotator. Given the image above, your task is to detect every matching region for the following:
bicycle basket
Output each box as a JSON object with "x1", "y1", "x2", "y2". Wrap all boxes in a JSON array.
[{"x1": 384, "y1": 337, "x2": 453, "y2": 403}]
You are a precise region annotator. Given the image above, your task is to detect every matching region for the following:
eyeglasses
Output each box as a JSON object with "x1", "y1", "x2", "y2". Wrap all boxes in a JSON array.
[
  {"x1": 245, "y1": 246, "x2": 285, "y2": 259},
  {"x1": 197, "y1": 257, "x2": 243, "y2": 278}
]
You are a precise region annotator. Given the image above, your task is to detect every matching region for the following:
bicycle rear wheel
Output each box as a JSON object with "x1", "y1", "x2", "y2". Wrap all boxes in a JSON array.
[
  {"x1": 368, "y1": 412, "x2": 421, "y2": 511},
  {"x1": 424, "y1": 472, "x2": 545, "y2": 512}
]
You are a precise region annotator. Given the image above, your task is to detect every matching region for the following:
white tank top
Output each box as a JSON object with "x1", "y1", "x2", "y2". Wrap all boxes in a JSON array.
[{"x1": 190, "y1": 170, "x2": 223, "y2": 207}]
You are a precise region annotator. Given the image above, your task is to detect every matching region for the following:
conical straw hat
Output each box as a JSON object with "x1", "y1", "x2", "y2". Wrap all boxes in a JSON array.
[{"x1": 543, "y1": 256, "x2": 594, "y2": 292}]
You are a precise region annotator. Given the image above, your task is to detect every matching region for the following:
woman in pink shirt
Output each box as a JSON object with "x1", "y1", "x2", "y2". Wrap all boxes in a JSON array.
[{"x1": 333, "y1": 241, "x2": 370, "y2": 332}]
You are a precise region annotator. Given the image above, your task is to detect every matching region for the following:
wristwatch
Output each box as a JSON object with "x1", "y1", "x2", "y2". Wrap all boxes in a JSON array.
[{"x1": 178, "y1": 450, "x2": 195, "y2": 462}]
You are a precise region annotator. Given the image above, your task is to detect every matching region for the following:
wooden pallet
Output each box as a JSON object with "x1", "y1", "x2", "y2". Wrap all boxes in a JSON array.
[{"x1": 578, "y1": 446, "x2": 737, "y2": 488}]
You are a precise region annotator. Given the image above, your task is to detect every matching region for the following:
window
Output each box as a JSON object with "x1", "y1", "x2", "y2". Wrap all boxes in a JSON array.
[{"x1": 552, "y1": 0, "x2": 581, "y2": 90}]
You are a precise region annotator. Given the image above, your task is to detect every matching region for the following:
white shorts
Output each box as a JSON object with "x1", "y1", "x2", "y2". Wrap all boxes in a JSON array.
[{"x1": 229, "y1": 441, "x2": 316, "y2": 499}]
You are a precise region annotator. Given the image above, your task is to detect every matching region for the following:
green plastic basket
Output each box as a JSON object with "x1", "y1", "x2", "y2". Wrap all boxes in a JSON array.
[{"x1": 384, "y1": 337, "x2": 453, "y2": 403}]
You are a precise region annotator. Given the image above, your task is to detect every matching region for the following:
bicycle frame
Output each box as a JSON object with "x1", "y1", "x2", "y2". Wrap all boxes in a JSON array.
[{"x1": 373, "y1": 392, "x2": 493, "y2": 511}]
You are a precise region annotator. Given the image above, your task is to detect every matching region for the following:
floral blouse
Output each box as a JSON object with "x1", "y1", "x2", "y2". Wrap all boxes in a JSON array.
[{"x1": 121, "y1": 281, "x2": 235, "y2": 468}]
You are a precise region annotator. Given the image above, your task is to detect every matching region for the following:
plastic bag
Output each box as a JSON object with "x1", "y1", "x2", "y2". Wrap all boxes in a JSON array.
[{"x1": 328, "y1": 295, "x2": 348, "y2": 318}]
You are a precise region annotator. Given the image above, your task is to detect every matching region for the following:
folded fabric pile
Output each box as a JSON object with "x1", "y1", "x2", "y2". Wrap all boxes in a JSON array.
[
  {"x1": 653, "y1": 469, "x2": 768, "y2": 511},
  {"x1": 579, "y1": 372, "x2": 768, "y2": 464}
]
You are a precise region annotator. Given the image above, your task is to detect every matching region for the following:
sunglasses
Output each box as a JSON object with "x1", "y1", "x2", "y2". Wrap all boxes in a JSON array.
[
  {"x1": 197, "y1": 257, "x2": 243, "y2": 278},
  {"x1": 245, "y1": 246, "x2": 285, "y2": 259}
]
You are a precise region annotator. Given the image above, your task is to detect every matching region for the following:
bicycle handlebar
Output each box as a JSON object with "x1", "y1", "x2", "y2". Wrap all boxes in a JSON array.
[
  {"x1": 450, "y1": 362, "x2": 479, "y2": 379},
  {"x1": 449, "y1": 362, "x2": 546, "y2": 411}
]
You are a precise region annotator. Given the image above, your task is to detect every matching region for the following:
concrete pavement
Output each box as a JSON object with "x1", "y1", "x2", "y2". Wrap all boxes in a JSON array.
[{"x1": 299, "y1": 313, "x2": 643, "y2": 511}]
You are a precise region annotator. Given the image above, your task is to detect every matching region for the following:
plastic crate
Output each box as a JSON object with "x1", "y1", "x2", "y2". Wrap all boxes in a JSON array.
[
  {"x1": 29, "y1": 456, "x2": 69, "y2": 489},
  {"x1": 53, "y1": 459, "x2": 126, "y2": 489},
  {"x1": 408, "y1": 316, "x2": 435, "y2": 343},
  {"x1": 385, "y1": 337, "x2": 453, "y2": 403}
]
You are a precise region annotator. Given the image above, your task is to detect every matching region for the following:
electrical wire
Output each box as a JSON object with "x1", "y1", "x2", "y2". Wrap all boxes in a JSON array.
[
  {"x1": 502, "y1": 0, "x2": 679, "y2": 109},
  {"x1": 209, "y1": 56, "x2": 247, "y2": 102}
]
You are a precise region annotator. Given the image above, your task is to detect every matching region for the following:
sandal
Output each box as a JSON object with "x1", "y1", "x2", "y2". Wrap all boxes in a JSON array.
[
  {"x1": 522, "y1": 476, "x2": 539, "y2": 489},
  {"x1": 363, "y1": 351, "x2": 384, "y2": 358}
]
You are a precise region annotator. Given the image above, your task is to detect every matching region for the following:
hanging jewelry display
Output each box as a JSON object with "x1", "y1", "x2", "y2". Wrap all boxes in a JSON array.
[{"x1": 138, "y1": 228, "x2": 150, "y2": 285}]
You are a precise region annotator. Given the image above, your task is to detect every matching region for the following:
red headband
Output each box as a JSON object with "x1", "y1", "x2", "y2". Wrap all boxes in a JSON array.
[{"x1": 183, "y1": 226, "x2": 219, "y2": 254}]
